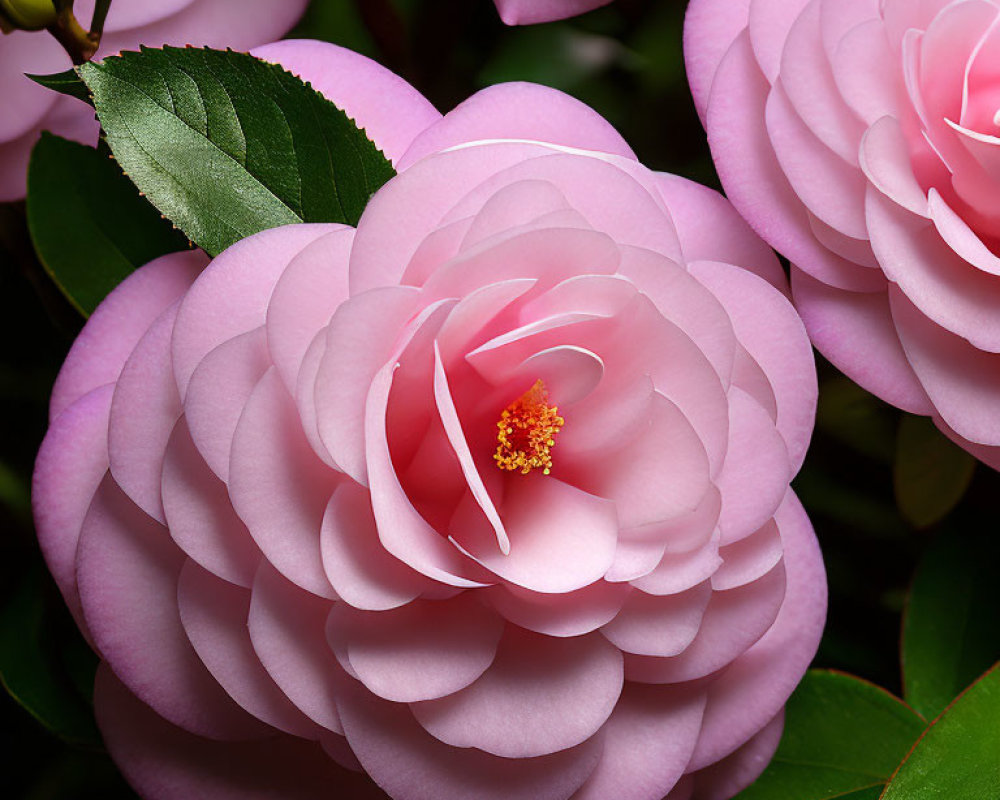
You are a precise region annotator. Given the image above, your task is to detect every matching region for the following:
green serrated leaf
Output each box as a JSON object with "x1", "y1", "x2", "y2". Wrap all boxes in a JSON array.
[
  {"x1": 27, "y1": 68, "x2": 93, "y2": 105},
  {"x1": 902, "y1": 524, "x2": 1000, "y2": 720},
  {"x1": 78, "y1": 46, "x2": 396, "y2": 257},
  {"x1": 893, "y1": 415, "x2": 975, "y2": 528},
  {"x1": 26, "y1": 132, "x2": 191, "y2": 316},
  {"x1": 0, "y1": 564, "x2": 100, "y2": 747},
  {"x1": 735, "y1": 671, "x2": 925, "y2": 800},
  {"x1": 882, "y1": 663, "x2": 1000, "y2": 800}
]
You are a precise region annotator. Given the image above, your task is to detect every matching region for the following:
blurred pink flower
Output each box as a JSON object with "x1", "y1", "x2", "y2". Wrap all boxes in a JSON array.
[
  {"x1": 687, "y1": 0, "x2": 1000, "y2": 466},
  {"x1": 0, "y1": 0, "x2": 307, "y2": 200},
  {"x1": 34, "y1": 40, "x2": 826, "y2": 800},
  {"x1": 493, "y1": 0, "x2": 612, "y2": 25}
]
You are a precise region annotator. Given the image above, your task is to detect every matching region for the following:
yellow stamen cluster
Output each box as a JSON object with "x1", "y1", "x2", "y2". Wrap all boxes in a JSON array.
[{"x1": 494, "y1": 379, "x2": 564, "y2": 475}]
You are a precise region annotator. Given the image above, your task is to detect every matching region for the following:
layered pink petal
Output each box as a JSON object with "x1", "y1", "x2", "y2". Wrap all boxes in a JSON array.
[
  {"x1": 50, "y1": 251, "x2": 205, "y2": 421},
  {"x1": 493, "y1": 0, "x2": 612, "y2": 26},
  {"x1": 177, "y1": 560, "x2": 317, "y2": 737},
  {"x1": 32, "y1": 384, "x2": 113, "y2": 634},
  {"x1": 77, "y1": 477, "x2": 269, "y2": 740},
  {"x1": 411, "y1": 627, "x2": 622, "y2": 758},
  {"x1": 573, "y1": 683, "x2": 707, "y2": 800},
  {"x1": 327, "y1": 597, "x2": 503, "y2": 703},
  {"x1": 161, "y1": 420, "x2": 261, "y2": 588},
  {"x1": 399, "y1": 83, "x2": 633, "y2": 170},
  {"x1": 229, "y1": 370, "x2": 339, "y2": 599},
  {"x1": 689, "y1": 491, "x2": 825, "y2": 769},
  {"x1": 94, "y1": 666, "x2": 384, "y2": 800},
  {"x1": 252, "y1": 42, "x2": 440, "y2": 165}
]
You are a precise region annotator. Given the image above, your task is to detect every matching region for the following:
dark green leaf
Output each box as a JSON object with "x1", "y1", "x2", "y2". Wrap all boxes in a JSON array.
[
  {"x1": 78, "y1": 46, "x2": 396, "y2": 257},
  {"x1": 902, "y1": 523, "x2": 1000, "y2": 719},
  {"x1": 815, "y1": 376, "x2": 897, "y2": 464},
  {"x1": 27, "y1": 68, "x2": 93, "y2": 106},
  {"x1": 0, "y1": 564, "x2": 100, "y2": 746},
  {"x1": 27, "y1": 132, "x2": 190, "y2": 316},
  {"x1": 735, "y1": 671, "x2": 925, "y2": 800},
  {"x1": 894, "y1": 415, "x2": 975, "y2": 528},
  {"x1": 882, "y1": 663, "x2": 1000, "y2": 800}
]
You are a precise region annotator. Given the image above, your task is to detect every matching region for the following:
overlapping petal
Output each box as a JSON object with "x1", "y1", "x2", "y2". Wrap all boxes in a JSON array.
[
  {"x1": 33, "y1": 40, "x2": 823, "y2": 800},
  {"x1": 687, "y1": 0, "x2": 1000, "y2": 462}
]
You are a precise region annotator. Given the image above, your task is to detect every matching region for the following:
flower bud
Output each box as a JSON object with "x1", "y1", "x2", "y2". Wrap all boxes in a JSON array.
[{"x1": 0, "y1": 0, "x2": 58, "y2": 31}]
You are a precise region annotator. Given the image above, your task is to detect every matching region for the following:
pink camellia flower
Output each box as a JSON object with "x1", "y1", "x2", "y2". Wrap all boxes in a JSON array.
[
  {"x1": 33, "y1": 40, "x2": 825, "y2": 800},
  {"x1": 493, "y1": 0, "x2": 612, "y2": 25},
  {"x1": 686, "y1": 0, "x2": 1000, "y2": 467},
  {"x1": 0, "y1": 0, "x2": 307, "y2": 200}
]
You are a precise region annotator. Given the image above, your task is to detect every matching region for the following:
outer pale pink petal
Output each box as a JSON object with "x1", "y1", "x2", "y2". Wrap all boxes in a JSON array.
[
  {"x1": 868, "y1": 189, "x2": 1000, "y2": 352},
  {"x1": 94, "y1": 667, "x2": 386, "y2": 800},
  {"x1": 411, "y1": 627, "x2": 622, "y2": 758},
  {"x1": 653, "y1": 174, "x2": 785, "y2": 292},
  {"x1": 791, "y1": 268, "x2": 932, "y2": 414},
  {"x1": 184, "y1": 328, "x2": 270, "y2": 482},
  {"x1": 493, "y1": 0, "x2": 612, "y2": 26},
  {"x1": 75, "y1": 0, "x2": 194, "y2": 33},
  {"x1": 176, "y1": 561, "x2": 317, "y2": 738},
  {"x1": 625, "y1": 560, "x2": 787, "y2": 684},
  {"x1": 229, "y1": 369, "x2": 339, "y2": 599},
  {"x1": 327, "y1": 597, "x2": 503, "y2": 703},
  {"x1": 338, "y1": 681, "x2": 603, "y2": 800},
  {"x1": 777, "y1": 0, "x2": 866, "y2": 166},
  {"x1": 0, "y1": 130, "x2": 36, "y2": 202},
  {"x1": 398, "y1": 83, "x2": 634, "y2": 170},
  {"x1": 712, "y1": 519, "x2": 784, "y2": 591},
  {"x1": 713, "y1": 388, "x2": 791, "y2": 544},
  {"x1": 688, "y1": 490, "x2": 825, "y2": 769},
  {"x1": 265, "y1": 227, "x2": 353, "y2": 395},
  {"x1": 313, "y1": 285, "x2": 421, "y2": 484},
  {"x1": 50, "y1": 250, "x2": 206, "y2": 421},
  {"x1": 0, "y1": 31, "x2": 66, "y2": 141},
  {"x1": 97, "y1": 0, "x2": 308, "y2": 55},
  {"x1": 485, "y1": 580, "x2": 631, "y2": 637},
  {"x1": 107, "y1": 303, "x2": 182, "y2": 523},
  {"x1": 601, "y1": 582, "x2": 713, "y2": 657},
  {"x1": 77, "y1": 477, "x2": 269, "y2": 740},
  {"x1": 890, "y1": 288, "x2": 1000, "y2": 445},
  {"x1": 705, "y1": 32, "x2": 884, "y2": 293},
  {"x1": 451, "y1": 476, "x2": 617, "y2": 594},
  {"x1": 161, "y1": 420, "x2": 262, "y2": 588},
  {"x1": 684, "y1": 0, "x2": 751, "y2": 123},
  {"x1": 935, "y1": 416, "x2": 1000, "y2": 470},
  {"x1": 320, "y1": 482, "x2": 428, "y2": 611},
  {"x1": 572, "y1": 683, "x2": 707, "y2": 800},
  {"x1": 692, "y1": 260, "x2": 817, "y2": 472},
  {"x1": 765, "y1": 83, "x2": 868, "y2": 238},
  {"x1": 252, "y1": 41, "x2": 439, "y2": 165},
  {"x1": 247, "y1": 564, "x2": 344, "y2": 734},
  {"x1": 689, "y1": 711, "x2": 784, "y2": 800},
  {"x1": 172, "y1": 224, "x2": 336, "y2": 397},
  {"x1": 33, "y1": 384, "x2": 113, "y2": 633},
  {"x1": 748, "y1": 0, "x2": 811, "y2": 83}
]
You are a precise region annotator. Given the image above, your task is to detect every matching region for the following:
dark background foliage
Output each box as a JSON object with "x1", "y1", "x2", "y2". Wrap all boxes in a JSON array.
[{"x1": 1, "y1": 1, "x2": 997, "y2": 797}]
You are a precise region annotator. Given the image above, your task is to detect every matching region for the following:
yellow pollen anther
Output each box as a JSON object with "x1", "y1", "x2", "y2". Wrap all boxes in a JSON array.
[{"x1": 493, "y1": 379, "x2": 564, "y2": 476}]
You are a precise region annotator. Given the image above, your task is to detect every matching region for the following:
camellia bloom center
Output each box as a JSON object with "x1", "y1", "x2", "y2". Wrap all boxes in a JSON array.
[{"x1": 494, "y1": 379, "x2": 564, "y2": 476}]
